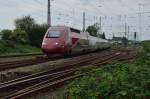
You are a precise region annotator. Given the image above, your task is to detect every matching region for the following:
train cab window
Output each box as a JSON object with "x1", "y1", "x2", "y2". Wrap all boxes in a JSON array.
[
  {"x1": 70, "y1": 28, "x2": 80, "y2": 34},
  {"x1": 47, "y1": 31, "x2": 60, "y2": 38}
]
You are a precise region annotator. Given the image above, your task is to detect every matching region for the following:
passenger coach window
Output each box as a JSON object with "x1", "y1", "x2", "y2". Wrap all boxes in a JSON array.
[{"x1": 47, "y1": 31, "x2": 60, "y2": 38}]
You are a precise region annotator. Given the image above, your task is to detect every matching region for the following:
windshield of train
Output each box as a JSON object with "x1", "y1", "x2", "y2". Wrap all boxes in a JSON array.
[{"x1": 47, "y1": 31, "x2": 60, "y2": 38}]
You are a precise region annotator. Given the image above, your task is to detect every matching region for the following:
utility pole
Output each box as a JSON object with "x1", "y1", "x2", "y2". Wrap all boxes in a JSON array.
[
  {"x1": 47, "y1": 0, "x2": 51, "y2": 27},
  {"x1": 125, "y1": 22, "x2": 127, "y2": 38},
  {"x1": 99, "y1": 16, "x2": 102, "y2": 34},
  {"x1": 127, "y1": 26, "x2": 130, "y2": 40},
  {"x1": 138, "y1": 3, "x2": 142, "y2": 41},
  {"x1": 134, "y1": 32, "x2": 137, "y2": 46},
  {"x1": 83, "y1": 12, "x2": 85, "y2": 32},
  {"x1": 123, "y1": 22, "x2": 128, "y2": 47}
]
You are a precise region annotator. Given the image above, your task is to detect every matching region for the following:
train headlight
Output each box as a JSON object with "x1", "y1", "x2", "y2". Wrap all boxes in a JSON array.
[
  {"x1": 42, "y1": 42, "x2": 46, "y2": 45},
  {"x1": 55, "y1": 42, "x2": 58, "y2": 45}
]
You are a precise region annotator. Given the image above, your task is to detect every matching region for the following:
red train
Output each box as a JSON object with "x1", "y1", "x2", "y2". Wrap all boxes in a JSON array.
[{"x1": 42, "y1": 26, "x2": 110, "y2": 57}]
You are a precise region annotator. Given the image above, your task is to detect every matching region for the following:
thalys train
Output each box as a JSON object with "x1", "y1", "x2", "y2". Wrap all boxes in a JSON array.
[{"x1": 42, "y1": 26, "x2": 111, "y2": 57}]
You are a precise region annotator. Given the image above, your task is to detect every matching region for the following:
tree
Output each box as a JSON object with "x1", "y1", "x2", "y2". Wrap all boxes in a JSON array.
[
  {"x1": 14, "y1": 16, "x2": 48, "y2": 47},
  {"x1": 28, "y1": 24, "x2": 48, "y2": 47},
  {"x1": 86, "y1": 25, "x2": 98, "y2": 37},
  {"x1": 15, "y1": 15, "x2": 35, "y2": 33},
  {"x1": 1, "y1": 29, "x2": 12, "y2": 40},
  {"x1": 102, "y1": 32, "x2": 106, "y2": 39}
]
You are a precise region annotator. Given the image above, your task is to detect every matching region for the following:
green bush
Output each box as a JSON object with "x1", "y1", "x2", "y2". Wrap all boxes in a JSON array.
[
  {"x1": 141, "y1": 40, "x2": 150, "y2": 53},
  {"x1": 1, "y1": 29, "x2": 29, "y2": 44},
  {"x1": 66, "y1": 63, "x2": 150, "y2": 99},
  {"x1": 1, "y1": 29, "x2": 12, "y2": 40},
  {"x1": 11, "y1": 29, "x2": 29, "y2": 43},
  {"x1": 136, "y1": 40, "x2": 150, "y2": 66},
  {"x1": 0, "y1": 40, "x2": 41, "y2": 55},
  {"x1": 28, "y1": 24, "x2": 47, "y2": 47}
]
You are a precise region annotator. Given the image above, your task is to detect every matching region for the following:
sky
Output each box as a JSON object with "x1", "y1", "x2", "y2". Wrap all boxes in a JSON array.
[{"x1": 0, "y1": 0, "x2": 150, "y2": 40}]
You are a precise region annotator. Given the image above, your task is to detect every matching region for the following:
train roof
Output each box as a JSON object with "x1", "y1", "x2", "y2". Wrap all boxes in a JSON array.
[{"x1": 49, "y1": 25, "x2": 81, "y2": 32}]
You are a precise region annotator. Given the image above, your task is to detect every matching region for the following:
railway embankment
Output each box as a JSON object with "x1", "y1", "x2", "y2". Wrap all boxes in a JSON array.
[
  {"x1": 62, "y1": 41, "x2": 150, "y2": 99},
  {"x1": 0, "y1": 40, "x2": 41, "y2": 55},
  {"x1": 0, "y1": 48, "x2": 136, "y2": 99}
]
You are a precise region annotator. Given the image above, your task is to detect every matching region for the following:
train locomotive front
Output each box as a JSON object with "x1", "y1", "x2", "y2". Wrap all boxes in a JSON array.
[{"x1": 42, "y1": 26, "x2": 71, "y2": 56}]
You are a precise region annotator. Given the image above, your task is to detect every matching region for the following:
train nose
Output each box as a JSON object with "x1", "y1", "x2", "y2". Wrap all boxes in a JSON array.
[
  {"x1": 42, "y1": 42, "x2": 59, "y2": 49},
  {"x1": 42, "y1": 42, "x2": 64, "y2": 54}
]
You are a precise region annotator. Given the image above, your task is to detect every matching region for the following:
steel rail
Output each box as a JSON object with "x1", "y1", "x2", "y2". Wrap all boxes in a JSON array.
[
  {"x1": 0, "y1": 49, "x2": 133, "y2": 99},
  {"x1": 0, "y1": 50, "x2": 114, "y2": 87},
  {"x1": 0, "y1": 53, "x2": 43, "y2": 58},
  {"x1": 4, "y1": 51, "x2": 130, "y2": 99},
  {"x1": 0, "y1": 50, "x2": 112, "y2": 72}
]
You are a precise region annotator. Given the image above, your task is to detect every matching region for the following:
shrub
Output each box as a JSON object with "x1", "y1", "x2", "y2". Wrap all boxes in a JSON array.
[
  {"x1": 141, "y1": 40, "x2": 150, "y2": 53},
  {"x1": 11, "y1": 29, "x2": 29, "y2": 43},
  {"x1": 66, "y1": 63, "x2": 150, "y2": 99},
  {"x1": 0, "y1": 40, "x2": 41, "y2": 55},
  {"x1": 1, "y1": 29, "x2": 29, "y2": 44},
  {"x1": 1, "y1": 29, "x2": 12, "y2": 40},
  {"x1": 28, "y1": 24, "x2": 47, "y2": 47}
]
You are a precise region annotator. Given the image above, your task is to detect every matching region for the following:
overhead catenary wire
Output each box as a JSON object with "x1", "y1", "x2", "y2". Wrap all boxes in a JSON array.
[{"x1": 0, "y1": 0, "x2": 150, "y2": 40}]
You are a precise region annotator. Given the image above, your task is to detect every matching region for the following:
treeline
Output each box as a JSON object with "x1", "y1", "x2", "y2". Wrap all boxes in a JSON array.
[
  {"x1": 86, "y1": 23, "x2": 106, "y2": 39},
  {"x1": 0, "y1": 16, "x2": 106, "y2": 48},
  {"x1": 0, "y1": 16, "x2": 48, "y2": 47}
]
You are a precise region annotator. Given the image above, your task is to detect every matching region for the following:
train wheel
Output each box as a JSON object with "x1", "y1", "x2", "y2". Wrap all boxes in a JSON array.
[
  {"x1": 69, "y1": 50, "x2": 72, "y2": 55},
  {"x1": 64, "y1": 50, "x2": 72, "y2": 57},
  {"x1": 63, "y1": 53, "x2": 68, "y2": 57},
  {"x1": 47, "y1": 54, "x2": 52, "y2": 58}
]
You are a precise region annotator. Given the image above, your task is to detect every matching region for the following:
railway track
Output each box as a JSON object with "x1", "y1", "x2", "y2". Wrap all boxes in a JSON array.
[
  {"x1": 0, "y1": 49, "x2": 135, "y2": 99},
  {"x1": 0, "y1": 49, "x2": 111, "y2": 71},
  {"x1": 0, "y1": 57, "x2": 51, "y2": 71},
  {"x1": 0, "y1": 50, "x2": 116, "y2": 86},
  {"x1": 0, "y1": 53, "x2": 43, "y2": 58}
]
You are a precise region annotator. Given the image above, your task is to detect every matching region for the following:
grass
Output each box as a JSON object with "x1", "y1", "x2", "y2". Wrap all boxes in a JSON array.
[
  {"x1": 0, "y1": 40, "x2": 42, "y2": 55},
  {"x1": 63, "y1": 40, "x2": 150, "y2": 99}
]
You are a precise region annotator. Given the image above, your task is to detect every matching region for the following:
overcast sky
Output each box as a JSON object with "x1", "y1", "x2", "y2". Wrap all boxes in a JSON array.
[{"x1": 0, "y1": 0, "x2": 150, "y2": 40}]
